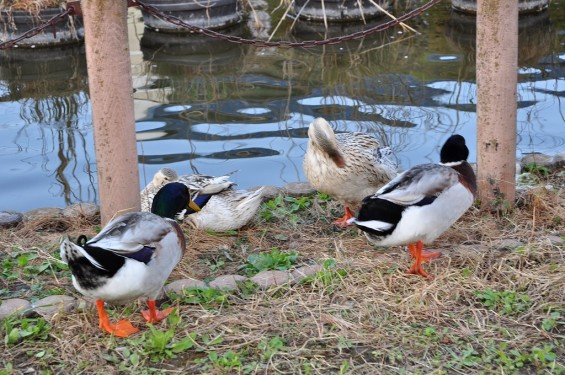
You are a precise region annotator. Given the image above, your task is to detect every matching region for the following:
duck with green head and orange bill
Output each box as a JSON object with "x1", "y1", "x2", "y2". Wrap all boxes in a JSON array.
[{"x1": 60, "y1": 211, "x2": 186, "y2": 337}]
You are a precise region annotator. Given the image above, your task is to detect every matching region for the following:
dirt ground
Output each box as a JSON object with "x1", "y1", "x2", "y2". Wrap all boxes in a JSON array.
[{"x1": 0, "y1": 171, "x2": 563, "y2": 374}]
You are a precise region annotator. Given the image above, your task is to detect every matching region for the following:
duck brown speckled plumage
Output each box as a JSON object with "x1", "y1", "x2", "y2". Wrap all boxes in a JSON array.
[{"x1": 303, "y1": 117, "x2": 398, "y2": 226}]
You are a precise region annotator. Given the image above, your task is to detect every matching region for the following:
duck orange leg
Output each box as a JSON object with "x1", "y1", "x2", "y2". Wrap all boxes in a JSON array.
[
  {"x1": 96, "y1": 300, "x2": 139, "y2": 338},
  {"x1": 333, "y1": 206, "x2": 355, "y2": 227},
  {"x1": 406, "y1": 241, "x2": 441, "y2": 279},
  {"x1": 141, "y1": 300, "x2": 174, "y2": 324}
]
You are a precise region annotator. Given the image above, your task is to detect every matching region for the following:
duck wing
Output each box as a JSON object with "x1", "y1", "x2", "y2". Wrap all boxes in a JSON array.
[
  {"x1": 177, "y1": 173, "x2": 236, "y2": 196},
  {"x1": 374, "y1": 164, "x2": 459, "y2": 206}
]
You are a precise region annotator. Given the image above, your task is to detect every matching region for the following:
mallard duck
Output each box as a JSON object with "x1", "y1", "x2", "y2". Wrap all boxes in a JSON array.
[
  {"x1": 141, "y1": 168, "x2": 179, "y2": 212},
  {"x1": 348, "y1": 134, "x2": 477, "y2": 278},
  {"x1": 60, "y1": 212, "x2": 186, "y2": 337},
  {"x1": 151, "y1": 182, "x2": 265, "y2": 232},
  {"x1": 141, "y1": 169, "x2": 236, "y2": 213},
  {"x1": 303, "y1": 117, "x2": 398, "y2": 226}
]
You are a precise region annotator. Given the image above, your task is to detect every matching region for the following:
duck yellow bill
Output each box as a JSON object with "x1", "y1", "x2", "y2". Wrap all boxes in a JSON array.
[{"x1": 188, "y1": 200, "x2": 201, "y2": 212}]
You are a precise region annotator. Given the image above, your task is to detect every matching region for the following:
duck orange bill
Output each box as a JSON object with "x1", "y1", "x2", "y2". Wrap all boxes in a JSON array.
[{"x1": 188, "y1": 200, "x2": 201, "y2": 212}]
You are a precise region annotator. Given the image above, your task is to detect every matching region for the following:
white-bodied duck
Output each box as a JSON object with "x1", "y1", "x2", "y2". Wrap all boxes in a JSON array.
[
  {"x1": 143, "y1": 169, "x2": 264, "y2": 231},
  {"x1": 60, "y1": 212, "x2": 186, "y2": 337},
  {"x1": 348, "y1": 134, "x2": 477, "y2": 278},
  {"x1": 303, "y1": 117, "x2": 398, "y2": 226}
]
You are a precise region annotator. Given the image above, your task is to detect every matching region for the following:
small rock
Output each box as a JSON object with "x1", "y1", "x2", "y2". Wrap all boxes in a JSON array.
[
  {"x1": 33, "y1": 295, "x2": 76, "y2": 319},
  {"x1": 494, "y1": 239, "x2": 524, "y2": 250},
  {"x1": 0, "y1": 211, "x2": 23, "y2": 228},
  {"x1": 545, "y1": 235, "x2": 564, "y2": 246},
  {"x1": 164, "y1": 278, "x2": 207, "y2": 294},
  {"x1": 550, "y1": 153, "x2": 565, "y2": 169},
  {"x1": 282, "y1": 182, "x2": 316, "y2": 197},
  {"x1": 251, "y1": 185, "x2": 281, "y2": 200},
  {"x1": 208, "y1": 275, "x2": 247, "y2": 290},
  {"x1": 520, "y1": 153, "x2": 552, "y2": 168},
  {"x1": 251, "y1": 270, "x2": 292, "y2": 289},
  {"x1": 24, "y1": 207, "x2": 62, "y2": 222},
  {"x1": 62, "y1": 203, "x2": 100, "y2": 220},
  {"x1": 291, "y1": 264, "x2": 323, "y2": 282},
  {"x1": 0, "y1": 298, "x2": 32, "y2": 320}
]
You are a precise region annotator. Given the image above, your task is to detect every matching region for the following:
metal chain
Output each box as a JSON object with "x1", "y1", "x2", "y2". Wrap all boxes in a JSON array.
[
  {"x1": 133, "y1": 0, "x2": 442, "y2": 48},
  {"x1": 0, "y1": 4, "x2": 76, "y2": 49},
  {"x1": 0, "y1": 0, "x2": 440, "y2": 50}
]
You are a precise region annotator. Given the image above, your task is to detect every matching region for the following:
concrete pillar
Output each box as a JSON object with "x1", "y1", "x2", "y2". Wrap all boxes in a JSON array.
[
  {"x1": 82, "y1": 0, "x2": 140, "y2": 224},
  {"x1": 476, "y1": 0, "x2": 518, "y2": 210}
]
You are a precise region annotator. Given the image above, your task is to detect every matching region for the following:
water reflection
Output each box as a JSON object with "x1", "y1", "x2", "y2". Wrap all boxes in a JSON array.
[
  {"x1": 0, "y1": 45, "x2": 94, "y2": 211},
  {"x1": 1, "y1": 2, "x2": 564, "y2": 212}
]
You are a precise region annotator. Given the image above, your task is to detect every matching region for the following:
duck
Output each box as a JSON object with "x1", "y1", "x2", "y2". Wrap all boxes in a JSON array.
[
  {"x1": 60, "y1": 211, "x2": 186, "y2": 337},
  {"x1": 347, "y1": 134, "x2": 477, "y2": 278},
  {"x1": 151, "y1": 181, "x2": 265, "y2": 232},
  {"x1": 302, "y1": 117, "x2": 398, "y2": 226},
  {"x1": 140, "y1": 168, "x2": 179, "y2": 212}
]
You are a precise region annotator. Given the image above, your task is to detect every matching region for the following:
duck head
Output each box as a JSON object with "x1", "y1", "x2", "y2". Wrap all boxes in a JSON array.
[{"x1": 151, "y1": 182, "x2": 201, "y2": 219}]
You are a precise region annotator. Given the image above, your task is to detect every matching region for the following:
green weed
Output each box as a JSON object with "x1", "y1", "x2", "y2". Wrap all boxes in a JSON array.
[
  {"x1": 2, "y1": 317, "x2": 50, "y2": 346},
  {"x1": 475, "y1": 288, "x2": 532, "y2": 315},
  {"x1": 242, "y1": 248, "x2": 298, "y2": 276},
  {"x1": 260, "y1": 195, "x2": 312, "y2": 223}
]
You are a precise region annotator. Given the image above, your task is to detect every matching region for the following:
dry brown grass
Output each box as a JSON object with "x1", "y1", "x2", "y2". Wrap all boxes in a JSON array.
[{"x1": 0, "y1": 173, "x2": 564, "y2": 374}]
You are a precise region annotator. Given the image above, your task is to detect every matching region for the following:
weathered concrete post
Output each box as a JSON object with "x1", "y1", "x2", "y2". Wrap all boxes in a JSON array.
[
  {"x1": 476, "y1": 0, "x2": 518, "y2": 210},
  {"x1": 82, "y1": 0, "x2": 140, "y2": 224}
]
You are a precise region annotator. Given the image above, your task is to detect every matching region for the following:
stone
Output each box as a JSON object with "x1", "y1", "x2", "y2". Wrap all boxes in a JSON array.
[
  {"x1": 545, "y1": 235, "x2": 564, "y2": 246},
  {"x1": 208, "y1": 275, "x2": 247, "y2": 290},
  {"x1": 24, "y1": 207, "x2": 62, "y2": 222},
  {"x1": 0, "y1": 211, "x2": 23, "y2": 228},
  {"x1": 282, "y1": 182, "x2": 316, "y2": 197},
  {"x1": 62, "y1": 203, "x2": 100, "y2": 220},
  {"x1": 493, "y1": 239, "x2": 524, "y2": 250},
  {"x1": 291, "y1": 264, "x2": 323, "y2": 282},
  {"x1": 251, "y1": 185, "x2": 281, "y2": 200},
  {"x1": 0, "y1": 298, "x2": 32, "y2": 320},
  {"x1": 251, "y1": 270, "x2": 292, "y2": 289},
  {"x1": 520, "y1": 153, "x2": 552, "y2": 168},
  {"x1": 33, "y1": 295, "x2": 76, "y2": 319},
  {"x1": 164, "y1": 278, "x2": 207, "y2": 294}
]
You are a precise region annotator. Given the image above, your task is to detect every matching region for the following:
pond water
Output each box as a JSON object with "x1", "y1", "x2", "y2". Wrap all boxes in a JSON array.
[{"x1": 0, "y1": 1, "x2": 564, "y2": 212}]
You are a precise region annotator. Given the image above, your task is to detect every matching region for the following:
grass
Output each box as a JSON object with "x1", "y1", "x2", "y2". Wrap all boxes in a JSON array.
[{"x1": 0, "y1": 171, "x2": 564, "y2": 374}]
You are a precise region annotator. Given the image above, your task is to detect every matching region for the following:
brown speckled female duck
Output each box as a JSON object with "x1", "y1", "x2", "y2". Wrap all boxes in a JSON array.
[{"x1": 303, "y1": 117, "x2": 398, "y2": 226}]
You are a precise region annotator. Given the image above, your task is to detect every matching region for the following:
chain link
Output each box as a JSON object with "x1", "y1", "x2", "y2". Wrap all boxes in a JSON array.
[
  {"x1": 0, "y1": 0, "x2": 440, "y2": 50},
  {"x1": 133, "y1": 0, "x2": 441, "y2": 48},
  {"x1": 0, "y1": 4, "x2": 76, "y2": 50}
]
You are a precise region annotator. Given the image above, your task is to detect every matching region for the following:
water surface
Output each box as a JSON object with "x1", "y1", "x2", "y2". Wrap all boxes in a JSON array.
[{"x1": 0, "y1": 1, "x2": 564, "y2": 212}]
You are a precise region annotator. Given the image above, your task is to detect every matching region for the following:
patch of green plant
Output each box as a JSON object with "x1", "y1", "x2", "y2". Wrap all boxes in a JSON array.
[
  {"x1": 541, "y1": 312, "x2": 562, "y2": 332},
  {"x1": 195, "y1": 350, "x2": 248, "y2": 374},
  {"x1": 242, "y1": 248, "x2": 298, "y2": 276},
  {"x1": 523, "y1": 162, "x2": 550, "y2": 177},
  {"x1": 258, "y1": 336, "x2": 286, "y2": 361},
  {"x1": 301, "y1": 259, "x2": 347, "y2": 293},
  {"x1": 475, "y1": 288, "x2": 532, "y2": 315},
  {"x1": 2, "y1": 317, "x2": 50, "y2": 346},
  {"x1": 1, "y1": 250, "x2": 67, "y2": 282},
  {"x1": 116, "y1": 311, "x2": 197, "y2": 367},
  {"x1": 171, "y1": 287, "x2": 229, "y2": 307},
  {"x1": 260, "y1": 195, "x2": 312, "y2": 223},
  {"x1": 202, "y1": 258, "x2": 226, "y2": 273}
]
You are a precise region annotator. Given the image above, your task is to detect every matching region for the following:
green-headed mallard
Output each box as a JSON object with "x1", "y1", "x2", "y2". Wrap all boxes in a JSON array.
[
  {"x1": 303, "y1": 117, "x2": 398, "y2": 226},
  {"x1": 140, "y1": 168, "x2": 179, "y2": 212},
  {"x1": 60, "y1": 212, "x2": 186, "y2": 337},
  {"x1": 141, "y1": 169, "x2": 263, "y2": 231},
  {"x1": 348, "y1": 135, "x2": 477, "y2": 278},
  {"x1": 151, "y1": 182, "x2": 265, "y2": 232}
]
